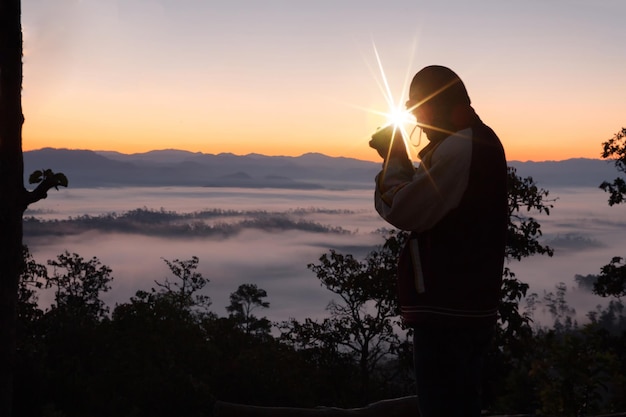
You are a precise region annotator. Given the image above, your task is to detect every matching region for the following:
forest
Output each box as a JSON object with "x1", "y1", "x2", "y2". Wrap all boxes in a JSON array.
[
  {"x1": 13, "y1": 235, "x2": 626, "y2": 417},
  {"x1": 13, "y1": 148, "x2": 626, "y2": 416},
  {"x1": 22, "y1": 207, "x2": 356, "y2": 238}
]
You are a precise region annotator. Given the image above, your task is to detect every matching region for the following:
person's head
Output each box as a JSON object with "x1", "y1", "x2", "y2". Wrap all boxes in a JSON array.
[{"x1": 406, "y1": 65, "x2": 474, "y2": 141}]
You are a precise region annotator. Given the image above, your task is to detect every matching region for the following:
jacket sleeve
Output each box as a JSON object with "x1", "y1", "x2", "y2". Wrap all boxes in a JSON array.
[{"x1": 374, "y1": 129, "x2": 473, "y2": 232}]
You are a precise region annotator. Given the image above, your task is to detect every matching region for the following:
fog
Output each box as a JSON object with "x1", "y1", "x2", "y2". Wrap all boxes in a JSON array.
[
  {"x1": 24, "y1": 186, "x2": 625, "y2": 327},
  {"x1": 25, "y1": 187, "x2": 386, "y2": 322}
]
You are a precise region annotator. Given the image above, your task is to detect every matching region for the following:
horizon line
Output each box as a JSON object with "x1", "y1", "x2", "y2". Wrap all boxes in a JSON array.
[{"x1": 23, "y1": 146, "x2": 606, "y2": 164}]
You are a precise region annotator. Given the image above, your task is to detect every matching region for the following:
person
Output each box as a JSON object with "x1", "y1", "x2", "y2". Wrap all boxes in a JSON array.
[{"x1": 370, "y1": 65, "x2": 508, "y2": 417}]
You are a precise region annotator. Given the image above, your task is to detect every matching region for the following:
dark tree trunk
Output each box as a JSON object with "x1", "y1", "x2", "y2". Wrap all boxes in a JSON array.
[{"x1": 0, "y1": 0, "x2": 25, "y2": 416}]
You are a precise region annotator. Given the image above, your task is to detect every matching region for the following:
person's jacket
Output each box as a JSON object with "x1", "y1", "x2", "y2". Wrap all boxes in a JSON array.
[{"x1": 375, "y1": 118, "x2": 507, "y2": 327}]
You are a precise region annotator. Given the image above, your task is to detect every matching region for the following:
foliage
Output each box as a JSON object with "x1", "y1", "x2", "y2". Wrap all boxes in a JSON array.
[
  {"x1": 594, "y1": 127, "x2": 626, "y2": 298},
  {"x1": 490, "y1": 286, "x2": 626, "y2": 416},
  {"x1": 14, "y1": 247, "x2": 48, "y2": 417},
  {"x1": 155, "y1": 256, "x2": 211, "y2": 313},
  {"x1": 28, "y1": 168, "x2": 68, "y2": 190},
  {"x1": 13, "y1": 242, "x2": 626, "y2": 416},
  {"x1": 505, "y1": 166, "x2": 554, "y2": 262},
  {"x1": 45, "y1": 251, "x2": 113, "y2": 320},
  {"x1": 279, "y1": 230, "x2": 411, "y2": 405},
  {"x1": 599, "y1": 127, "x2": 626, "y2": 206},
  {"x1": 482, "y1": 168, "x2": 557, "y2": 411},
  {"x1": 11, "y1": 158, "x2": 626, "y2": 415},
  {"x1": 226, "y1": 283, "x2": 271, "y2": 336},
  {"x1": 541, "y1": 282, "x2": 578, "y2": 332},
  {"x1": 107, "y1": 289, "x2": 216, "y2": 415},
  {"x1": 494, "y1": 169, "x2": 554, "y2": 349},
  {"x1": 593, "y1": 256, "x2": 626, "y2": 298},
  {"x1": 496, "y1": 268, "x2": 533, "y2": 347},
  {"x1": 530, "y1": 326, "x2": 624, "y2": 416},
  {"x1": 17, "y1": 245, "x2": 46, "y2": 324},
  {"x1": 575, "y1": 273, "x2": 599, "y2": 292},
  {"x1": 22, "y1": 207, "x2": 353, "y2": 238},
  {"x1": 17, "y1": 251, "x2": 114, "y2": 416},
  {"x1": 587, "y1": 299, "x2": 626, "y2": 334}
]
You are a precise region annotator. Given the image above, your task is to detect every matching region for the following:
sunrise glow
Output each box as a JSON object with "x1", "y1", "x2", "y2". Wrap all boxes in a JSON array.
[{"x1": 18, "y1": 1, "x2": 626, "y2": 163}]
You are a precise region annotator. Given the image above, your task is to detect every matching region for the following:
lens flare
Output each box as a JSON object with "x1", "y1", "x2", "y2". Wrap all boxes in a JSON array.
[
  {"x1": 369, "y1": 43, "x2": 419, "y2": 158},
  {"x1": 386, "y1": 103, "x2": 416, "y2": 130}
]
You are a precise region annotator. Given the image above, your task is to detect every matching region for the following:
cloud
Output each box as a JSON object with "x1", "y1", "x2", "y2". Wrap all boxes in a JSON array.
[
  {"x1": 26, "y1": 226, "x2": 385, "y2": 323},
  {"x1": 544, "y1": 233, "x2": 604, "y2": 251},
  {"x1": 24, "y1": 185, "x2": 626, "y2": 328}
]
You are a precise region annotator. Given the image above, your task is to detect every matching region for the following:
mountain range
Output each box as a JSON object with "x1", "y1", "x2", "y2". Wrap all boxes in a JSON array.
[{"x1": 23, "y1": 148, "x2": 619, "y2": 190}]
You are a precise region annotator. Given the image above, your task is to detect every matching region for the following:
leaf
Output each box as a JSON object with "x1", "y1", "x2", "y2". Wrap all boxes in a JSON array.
[
  {"x1": 28, "y1": 170, "x2": 43, "y2": 184},
  {"x1": 54, "y1": 172, "x2": 69, "y2": 188}
]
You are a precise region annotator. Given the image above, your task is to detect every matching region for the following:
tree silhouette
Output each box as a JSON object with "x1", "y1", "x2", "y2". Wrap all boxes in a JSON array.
[
  {"x1": 497, "y1": 167, "x2": 554, "y2": 346},
  {"x1": 226, "y1": 283, "x2": 271, "y2": 336},
  {"x1": 0, "y1": 2, "x2": 67, "y2": 415},
  {"x1": 600, "y1": 127, "x2": 626, "y2": 206},
  {"x1": 280, "y1": 231, "x2": 408, "y2": 404},
  {"x1": 155, "y1": 256, "x2": 211, "y2": 313},
  {"x1": 594, "y1": 127, "x2": 626, "y2": 298},
  {"x1": 45, "y1": 251, "x2": 113, "y2": 320}
]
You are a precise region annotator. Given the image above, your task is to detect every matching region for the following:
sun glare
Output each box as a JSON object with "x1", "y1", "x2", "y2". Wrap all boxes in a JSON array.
[
  {"x1": 385, "y1": 103, "x2": 415, "y2": 131},
  {"x1": 369, "y1": 43, "x2": 420, "y2": 155}
]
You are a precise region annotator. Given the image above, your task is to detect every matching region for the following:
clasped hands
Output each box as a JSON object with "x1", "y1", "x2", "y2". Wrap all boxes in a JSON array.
[{"x1": 369, "y1": 125, "x2": 410, "y2": 161}]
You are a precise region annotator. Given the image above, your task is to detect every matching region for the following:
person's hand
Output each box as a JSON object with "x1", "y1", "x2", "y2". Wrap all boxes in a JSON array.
[
  {"x1": 369, "y1": 125, "x2": 396, "y2": 159},
  {"x1": 369, "y1": 125, "x2": 410, "y2": 162},
  {"x1": 388, "y1": 128, "x2": 409, "y2": 157}
]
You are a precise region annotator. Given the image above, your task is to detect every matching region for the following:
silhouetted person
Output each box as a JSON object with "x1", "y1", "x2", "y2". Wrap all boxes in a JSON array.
[{"x1": 371, "y1": 65, "x2": 507, "y2": 417}]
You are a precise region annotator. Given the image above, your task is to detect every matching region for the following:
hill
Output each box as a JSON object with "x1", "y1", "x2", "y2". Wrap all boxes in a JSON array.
[{"x1": 23, "y1": 148, "x2": 618, "y2": 189}]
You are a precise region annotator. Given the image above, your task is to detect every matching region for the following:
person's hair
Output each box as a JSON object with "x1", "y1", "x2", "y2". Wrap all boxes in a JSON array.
[{"x1": 409, "y1": 65, "x2": 471, "y2": 110}]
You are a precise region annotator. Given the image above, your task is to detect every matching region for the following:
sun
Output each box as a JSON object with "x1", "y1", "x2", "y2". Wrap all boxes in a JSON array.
[
  {"x1": 368, "y1": 43, "x2": 420, "y2": 156},
  {"x1": 385, "y1": 103, "x2": 416, "y2": 132}
]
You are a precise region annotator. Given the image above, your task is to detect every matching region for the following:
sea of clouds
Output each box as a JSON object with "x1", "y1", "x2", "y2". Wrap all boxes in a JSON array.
[{"x1": 23, "y1": 185, "x2": 625, "y2": 328}]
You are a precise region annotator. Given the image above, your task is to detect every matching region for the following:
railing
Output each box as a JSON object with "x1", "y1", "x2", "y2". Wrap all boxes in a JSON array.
[
  {"x1": 214, "y1": 396, "x2": 626, "y2": 417},
  {"x1": 214, "y1": 396, "x2": 420, "y2": 417}
]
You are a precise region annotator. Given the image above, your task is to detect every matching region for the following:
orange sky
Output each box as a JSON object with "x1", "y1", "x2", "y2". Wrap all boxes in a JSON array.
[{"x1": 21, "y1": 0, "x2": 626, "y2": 163}]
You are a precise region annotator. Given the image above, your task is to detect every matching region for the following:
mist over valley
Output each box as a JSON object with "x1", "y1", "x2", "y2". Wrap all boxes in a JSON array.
[{"x1": 22, "y1": 148, "x2": 625, "y2": 327}]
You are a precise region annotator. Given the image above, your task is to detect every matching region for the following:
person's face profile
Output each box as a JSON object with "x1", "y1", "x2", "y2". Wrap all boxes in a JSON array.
[{"x1": 406, "y1": 99, "x2": 433, "y2": 127}]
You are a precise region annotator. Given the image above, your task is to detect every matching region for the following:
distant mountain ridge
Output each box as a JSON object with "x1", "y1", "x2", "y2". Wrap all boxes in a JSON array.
[{"x1": 23, "y1": 148, "x2": 618, "y2": 189}]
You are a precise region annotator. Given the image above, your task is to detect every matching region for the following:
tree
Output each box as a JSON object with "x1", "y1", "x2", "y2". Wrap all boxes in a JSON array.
[
  {"x1": 13, "y1": 246, "x2": 48, "y2": 417},
  {"x1": 156, "y1": 256, "x2": 211, "y2": 313},
  {"x1": 226, "y1": 283, "x2": 271, "y2": 336},
  {"x1": 600, "y1": 127, "x2": 626, "y2": 206},
  {"x1": 17, "y1": 245, "x2": 46, "y2": 325},
  {"x1": 541, "y1": 282, "x2": 577, "y2": 333},
  {"x1": 530, "y1": 327, "x2": 620, "y2": 416},
  {"x1": 498, "y1": 167, "x2": 554, "y2": 345},
  {"x1": 594, "y1": 257, "x2": 626, "y2": 298},
  {"x1": 28, "y1": 253, "x2": 113, "y2": 416},
  {"x1": 107, "y1": 259, "x2": 217, "y2": 417},
  {"x1": 45, "y1": 251, "x2": 113, "y2": 320},
  {"x1": 587, "y1": 298, "x2": 626, "y2": 334},
  {"x1": 0, "y1": 2, "x2": 67, "y2": 414},
  {"x1": 482, "y1": 168, "x2": 555, "y2": 411},
  {"x1": 594, "y1": 127, "x2": 626, "y2": 297},
  {"x1": 278, "y1": 169, "x2": 555, "y2": 407},
  {"x1": 279, "y1": 231, "x2": 409, "y2": 405}
]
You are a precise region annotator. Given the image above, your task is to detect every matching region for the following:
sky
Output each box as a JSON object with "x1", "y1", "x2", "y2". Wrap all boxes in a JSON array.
[{"x1": 21, "y1": 0, "x2": 626, "y2": 162}]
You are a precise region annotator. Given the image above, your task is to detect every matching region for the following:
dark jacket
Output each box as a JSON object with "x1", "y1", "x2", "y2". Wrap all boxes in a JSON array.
[{"x1": 375, "y1": 119, "x2": 507, "y2": 327}]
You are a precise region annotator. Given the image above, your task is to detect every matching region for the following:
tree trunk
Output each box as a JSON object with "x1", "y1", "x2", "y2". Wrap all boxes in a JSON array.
[{"x1": 0, "y1": 0, "x2": 25, "y2": 416}]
